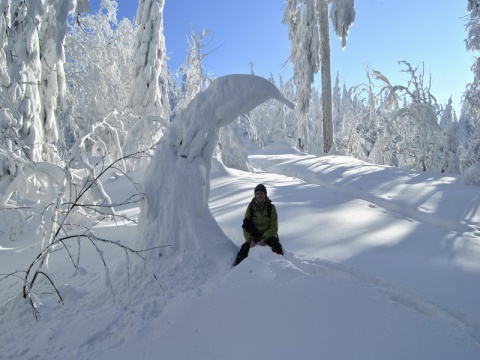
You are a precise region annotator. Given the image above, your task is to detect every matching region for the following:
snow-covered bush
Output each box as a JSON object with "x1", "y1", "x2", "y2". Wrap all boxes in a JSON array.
[
  {"x1": 458, "y1": 163, "x2": 480, "y2": 186},
  {"x1": 1, "y1": 149, "x2": 152, "y2": 318},
  {"x1": 366, "y1": 62, "x2": 444, "y2": 171}
]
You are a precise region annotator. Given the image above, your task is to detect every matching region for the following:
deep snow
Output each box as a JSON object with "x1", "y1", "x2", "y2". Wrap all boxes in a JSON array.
[{"x1": 0, "y1": 141, "x2": 479, "y2": 359}]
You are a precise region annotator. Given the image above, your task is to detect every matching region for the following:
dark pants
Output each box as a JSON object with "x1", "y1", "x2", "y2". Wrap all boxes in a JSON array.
[{"x1": 233, "y1": 236, "x2": 283, "y2": 266}]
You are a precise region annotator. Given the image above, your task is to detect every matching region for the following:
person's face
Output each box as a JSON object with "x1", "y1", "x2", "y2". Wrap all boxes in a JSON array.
[{"x1": 255, "y1": 191, "x2": 266, "y2": 203}]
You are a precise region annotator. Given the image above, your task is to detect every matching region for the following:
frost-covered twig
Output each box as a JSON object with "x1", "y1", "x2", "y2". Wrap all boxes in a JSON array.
[{"x1": 0, "y1": 146, "x2": 160, "y2": 319}]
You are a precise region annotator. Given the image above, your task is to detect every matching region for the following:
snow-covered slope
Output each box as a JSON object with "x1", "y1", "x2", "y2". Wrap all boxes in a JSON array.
[{"x1": 0, "y1": 143, "x2": 479, "y2": 359}]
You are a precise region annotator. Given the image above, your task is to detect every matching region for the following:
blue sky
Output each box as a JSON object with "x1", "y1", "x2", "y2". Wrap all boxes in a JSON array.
[{"x1": 89, "y1": 0, "x2": 473, "y2": 111}]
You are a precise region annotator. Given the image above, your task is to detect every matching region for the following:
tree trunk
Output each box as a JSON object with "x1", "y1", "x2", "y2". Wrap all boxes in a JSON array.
[{"x1": 319, "y1": 0, "x2": 333, "y2": 154}]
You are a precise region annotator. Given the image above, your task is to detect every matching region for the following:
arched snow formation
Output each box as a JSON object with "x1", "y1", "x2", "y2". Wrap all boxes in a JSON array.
[{"x1": 137, "y1": 74, "x2": 294, "y2": 265}]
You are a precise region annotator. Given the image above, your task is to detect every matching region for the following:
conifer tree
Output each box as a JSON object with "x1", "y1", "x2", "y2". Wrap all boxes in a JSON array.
[{"x1": 129, "y1": 0, "x2": 169, "y2": 119}]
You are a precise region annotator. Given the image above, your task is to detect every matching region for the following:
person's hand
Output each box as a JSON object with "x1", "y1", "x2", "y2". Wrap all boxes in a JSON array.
[
  {"x1": 249, "y1": 240, "x2": 256, "y2": 248},
  {"x1": 258, "y1": 238, "x2": 266, "y2": 246}
]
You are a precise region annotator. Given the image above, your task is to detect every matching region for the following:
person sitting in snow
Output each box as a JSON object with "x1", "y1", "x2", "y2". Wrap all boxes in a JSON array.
[{"x1": 233, "y1": 184, "x2": 283, "y2": 266}]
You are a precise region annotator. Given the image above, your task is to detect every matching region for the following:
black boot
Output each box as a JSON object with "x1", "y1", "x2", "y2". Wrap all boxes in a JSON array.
[
  {"x1": 232, "y1": 256, "x2": 243, "y2": 267},
  {"x1": 233, "y1": 242, "x2": 251, "y2": 266},
  {"x1": 271, "y1": 247, "x2": 283, "y2": 255},
  {"x1": 266, "y1": 236, "x2": 283, "y2": 255}
]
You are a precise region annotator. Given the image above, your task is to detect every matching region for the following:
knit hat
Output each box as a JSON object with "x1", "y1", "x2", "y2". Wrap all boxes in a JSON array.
[{"x1": 254, "y1": 184, "x2": 267, "y2": 195}]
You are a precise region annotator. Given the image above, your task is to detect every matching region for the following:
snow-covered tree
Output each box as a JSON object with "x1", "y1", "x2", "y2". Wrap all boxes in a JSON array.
[
  {"x1": 436, "y1": 98, "x2": 459, "y2": 173},
  {"x1": 129, "y1": 0, "x2": 169, "y2": 119},
  {"x1": 305, "y1": 87, "x2": 324, "y2": 155},
  {"x1": 283, "y1": 0, "x2": 318, "y2": 150},
  {"x1": 64, "y1": 1, "x2": 136, "y2": 146},
  {"x1": 281, "y1": 77, "x2": 298, "y2": 140},
  {"x1": 218, "y1": 125, "x2": 251, "y2": 172},
  {"x1": 174, "y1": 29, "x2": 210, "y2": 115},
  {"x1": 332, "y1": 73, "x2": 342, "y2": 134},
  {"x1": 0, "y1": 0, "x2": 87, "y2": 163},
  {"x1": 333, "y1": 81, "x2": 362, "y2": 157},
  {"x1": 459, "y1": 0, "x2": 480, "y2": 171},
  {"x1": 283, "y1": 0, "x2": 355, "y2": 153},
  {"x1": 344, "y1": 85, "x2": 372, "y2": 160},
  {"x1": 64, "y1": 1, "x2": 165, "y2": 173},
  {"x1": 0, "y1": 0, "x2": 90, "y2": 199}
]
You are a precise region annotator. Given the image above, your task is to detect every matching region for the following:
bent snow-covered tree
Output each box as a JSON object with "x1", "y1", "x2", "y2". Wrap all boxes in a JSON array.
[
  {"x1": 137, "y1": 75, "x2": 294, "y2": 265},
  {"x1": 283, "y1": 0, "x2": 355, "y2": 153}
]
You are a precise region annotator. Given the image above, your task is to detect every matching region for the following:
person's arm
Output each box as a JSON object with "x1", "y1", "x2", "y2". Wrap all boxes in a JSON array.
[
  {"x1": 242, "y1": 206, "x2": 255, "y2": 242},
  {"x1": 262, "y1": 204, "x2": 278, "y2": 240},
  {"x1": 242, "y1": 205, "x2": 262, "y2": 247}
]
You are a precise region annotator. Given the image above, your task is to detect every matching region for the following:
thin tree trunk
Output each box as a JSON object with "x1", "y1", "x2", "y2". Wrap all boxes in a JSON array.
[{"x1": 319, "y1": 0, "x2": 333, "y2": 154}]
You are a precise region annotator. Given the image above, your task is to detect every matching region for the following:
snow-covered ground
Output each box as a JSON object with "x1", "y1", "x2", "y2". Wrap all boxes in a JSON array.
[{"x1": 1, "y1": 141, "x2": 479, "y2": 359}]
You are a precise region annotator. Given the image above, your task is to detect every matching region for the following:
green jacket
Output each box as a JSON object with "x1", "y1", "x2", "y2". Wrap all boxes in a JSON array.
[{"x1": 243, "y1": 196, "x2": 278, "y2": 242}]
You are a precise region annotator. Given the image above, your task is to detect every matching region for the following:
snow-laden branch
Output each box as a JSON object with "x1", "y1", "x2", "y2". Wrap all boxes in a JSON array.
[{"x1": 170, "y1": 74, "x2": 294, "y2": 163}]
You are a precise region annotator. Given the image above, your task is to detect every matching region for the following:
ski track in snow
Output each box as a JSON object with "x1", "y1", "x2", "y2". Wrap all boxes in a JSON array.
[{"x1": 283, "y1": 251, "x2": 480, "y2": 347}]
